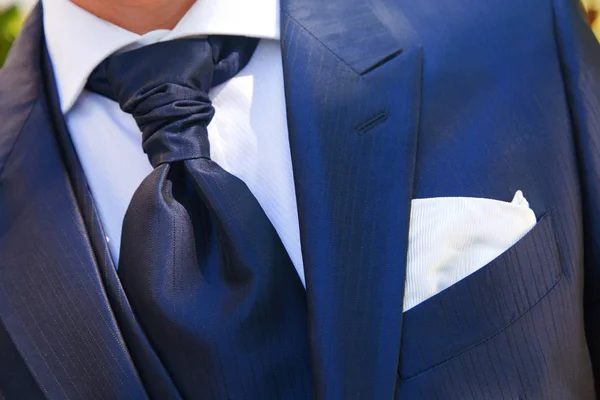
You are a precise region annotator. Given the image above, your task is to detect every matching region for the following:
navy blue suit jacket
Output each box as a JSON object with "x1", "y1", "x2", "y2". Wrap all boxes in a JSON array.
[{"x1": 1, "y1": 0, "x2": 600, "y2": 398}]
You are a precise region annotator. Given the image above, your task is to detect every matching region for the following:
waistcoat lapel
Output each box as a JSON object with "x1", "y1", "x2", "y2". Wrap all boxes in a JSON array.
[
  {"x1": 280, "y1": 0, "x2": 423, "y2": 397},
  {"x1": 0, "y1": 7, "x2": 148, "y2": 399}
]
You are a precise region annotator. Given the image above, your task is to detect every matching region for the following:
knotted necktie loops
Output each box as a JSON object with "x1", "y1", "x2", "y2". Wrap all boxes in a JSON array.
[{"x1": 87, "y1": 37, "x2": 256, "y2": 167}]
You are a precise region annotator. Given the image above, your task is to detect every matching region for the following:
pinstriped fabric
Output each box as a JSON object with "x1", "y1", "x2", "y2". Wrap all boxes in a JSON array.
[
  {"x1": 0, "y1": 79, "x2": 148, "y2": 399},
  {"x1": 397, "y1": 214, "x2": 594, "y2": 398},
  {"x1": 0, "y1": 8, "x2": 149, "y2": 399},
  {"x1": 400, "y1": 215, "x2": 562, "y2": 379},
  {"x1": 553, "y1": 0, "x2": 600, "y2": 393},
  {"x1": 281, "y1": 4, "x2": 421, "y2": 397},
  {"x1": 398, "y1": 269, "x2": 592, "y2": 399},
  {"x1": 0, "y1": 13, "x2": 47, "y2": 399},
  {"x1": 392, "y1": 0, "x2": 596, "y2": 397},
  {"x1": 42, "y1": 37, "x2": 182, "y2": 400}
]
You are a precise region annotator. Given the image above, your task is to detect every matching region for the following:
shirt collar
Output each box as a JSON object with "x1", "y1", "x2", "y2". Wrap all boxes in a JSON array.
[{"x1": 42, "y1": 0, "x2": 280, "y2": 113}]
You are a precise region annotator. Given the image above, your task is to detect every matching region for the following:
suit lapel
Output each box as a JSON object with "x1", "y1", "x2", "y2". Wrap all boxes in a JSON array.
[
  {"x1": 280, "y1": 0, "x2": 423, "y2": 397},
  {"x1": 0, "y1": 7, "x2": 147, "y2": 399}
]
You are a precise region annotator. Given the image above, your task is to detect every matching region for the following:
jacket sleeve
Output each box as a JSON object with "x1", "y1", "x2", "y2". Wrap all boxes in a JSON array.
[{"x1": 553, "y1": 0, "x2": 600, "y2": 389}]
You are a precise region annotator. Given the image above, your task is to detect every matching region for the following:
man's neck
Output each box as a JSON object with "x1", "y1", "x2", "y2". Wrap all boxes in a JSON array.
[{"x1": 70, "y1": 0, "x2": 196, "y2": 34}]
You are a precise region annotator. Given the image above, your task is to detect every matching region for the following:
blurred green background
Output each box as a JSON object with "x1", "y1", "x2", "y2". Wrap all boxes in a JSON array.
[
  {"x1": 0, "y1": 4, "x2": 24, "y2": 66},
  {"x1": 0, "y1": 1, "x2": 599, "y2": 67}
]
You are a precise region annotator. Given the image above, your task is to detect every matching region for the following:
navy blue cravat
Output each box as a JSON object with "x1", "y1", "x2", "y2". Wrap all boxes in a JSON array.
[{"x1": 86, "y1": 37, "x2": 312, "y2": 399}]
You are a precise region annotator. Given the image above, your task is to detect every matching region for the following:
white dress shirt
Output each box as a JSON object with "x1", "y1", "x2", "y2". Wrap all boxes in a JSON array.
[{"x1": 42, "y1": 0, "x2": 307, "y2": 284}]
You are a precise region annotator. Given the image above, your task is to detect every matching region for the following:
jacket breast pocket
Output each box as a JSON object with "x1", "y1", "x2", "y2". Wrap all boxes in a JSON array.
[{"x1": 398, "y1": 214, "x2": 562, "y2": 379}]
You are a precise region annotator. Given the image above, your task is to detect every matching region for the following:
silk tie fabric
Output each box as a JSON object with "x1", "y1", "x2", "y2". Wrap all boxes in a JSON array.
[{"x1": 86, "y1": 37, "x2": 312, "y2": 399}]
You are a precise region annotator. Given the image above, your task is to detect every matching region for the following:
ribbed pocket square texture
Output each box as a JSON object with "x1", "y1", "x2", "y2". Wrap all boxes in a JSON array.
[{"x1": 403, "y1": 191, "x2": 536, "y2": 312}]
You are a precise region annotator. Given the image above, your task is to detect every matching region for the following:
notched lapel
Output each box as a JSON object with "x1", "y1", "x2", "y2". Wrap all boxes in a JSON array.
[
  {"x1": 281, "y1": 0, "x2": 423, "y2": 397},
  {"x1": 281, "y1": 0, "x2": 419, "y2": 75},
  {"x1": 0, "y1": 7, "x2": 147, "y2": 399}
]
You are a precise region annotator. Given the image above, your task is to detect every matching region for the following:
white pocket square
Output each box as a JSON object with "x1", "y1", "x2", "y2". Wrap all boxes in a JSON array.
[{"x1": 403, "y1": 190, "x2": 536, "y2": 312}]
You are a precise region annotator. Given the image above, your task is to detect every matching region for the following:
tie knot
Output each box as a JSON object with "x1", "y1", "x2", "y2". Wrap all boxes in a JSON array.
[{"x1": 87, "y1": 37, "x2": 258, "y2": 167}]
